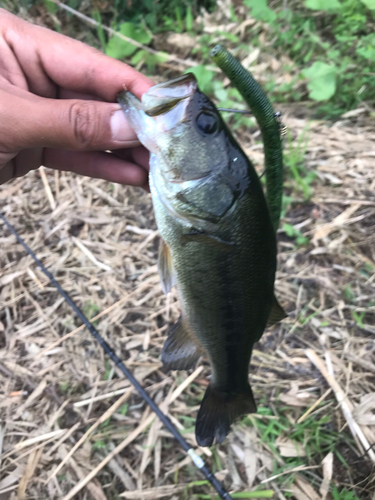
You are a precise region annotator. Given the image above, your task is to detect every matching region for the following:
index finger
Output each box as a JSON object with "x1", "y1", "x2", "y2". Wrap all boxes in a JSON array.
[{"x1": 2, "y1": 9, "x2": 154, "y2": 101}]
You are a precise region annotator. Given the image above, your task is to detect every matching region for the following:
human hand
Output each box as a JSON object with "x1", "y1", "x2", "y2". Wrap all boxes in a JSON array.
[{"x1": 0, "y1": 9, "x2": 153, "y2": 188}]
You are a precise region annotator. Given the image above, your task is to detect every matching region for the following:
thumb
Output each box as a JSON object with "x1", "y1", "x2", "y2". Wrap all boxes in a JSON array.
[{"x1": 3, "y1": 91, "x2": 139, "y2": 153}]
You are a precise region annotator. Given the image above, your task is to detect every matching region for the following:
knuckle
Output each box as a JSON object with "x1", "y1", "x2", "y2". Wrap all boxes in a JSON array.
[{"x1": 68, "y1": 101, "x2": 99, "y2": 148}]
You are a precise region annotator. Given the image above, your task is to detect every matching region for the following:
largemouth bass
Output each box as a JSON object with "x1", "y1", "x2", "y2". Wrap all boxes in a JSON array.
[{"x1": 118, "y1": 74, "x2": 286, "y2": 447}]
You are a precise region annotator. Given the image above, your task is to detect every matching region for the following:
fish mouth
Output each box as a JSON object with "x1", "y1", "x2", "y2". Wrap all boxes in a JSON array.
[
  {"x1": 117, "y1": 73, "x2": 198, "y2": 154},
  {"x1": 142, "y1": 73, "x2": 198, "y2": 117}
]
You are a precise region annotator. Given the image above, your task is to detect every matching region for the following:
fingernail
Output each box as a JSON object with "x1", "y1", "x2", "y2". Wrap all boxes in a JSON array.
[{"x1": 110, "y1": 109, "x2": 139, "y2": 144}]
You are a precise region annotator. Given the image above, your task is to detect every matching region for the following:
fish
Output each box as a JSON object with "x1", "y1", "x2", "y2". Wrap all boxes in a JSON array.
[{"x1": 118, "y1": 74, "x2": 286, "y2": 447}]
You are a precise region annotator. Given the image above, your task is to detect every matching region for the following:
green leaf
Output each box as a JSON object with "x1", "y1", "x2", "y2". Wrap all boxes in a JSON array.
[
  {"x1": 186, "y1": 6, "x2": 193, "y2": 31},
  {"x1": 106, "y1": 22, "x2": 152, "y2": 60},
  {"x1": 357, "y1": 46, "x2": 375, "y2": 61},
  {"x1": 231, "y1": 492, "x2": 274, "y2": 498},
  {"x1": 244, "y1": 0, "x2": 277, "y2": 22},
  {"x1": 184, "y1": 65, "x2": 216, "y2": 94},
  {"x1": 305, "y1": 0, "x2": 341, "y2": 9},
  {"x1": 92, "y1": 10, "x2": 106, "y2": 52},
  {"x1": 131, "y1": 50, "x2": 169, "y2": 72},
  {"x1": 302, "y1": 62, "x2": 337, "y2": 101},
  {"x1": 360, "y1": 0, "x2": 375, "y2": 8},
  {"x1": 283, "y1": 223, "x2": 297, "y2": 237},
  {"x1": 131, "y1": 50, "x2": 146, "y2": 65},
  {"x1": 43, "y1": 0, "x2": 56, "y2": 14}
]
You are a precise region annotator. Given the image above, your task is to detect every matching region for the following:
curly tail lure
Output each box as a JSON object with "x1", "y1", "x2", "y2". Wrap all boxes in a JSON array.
[{"x1": 211, "y1": 45, "x2": 284, "y2": 231}]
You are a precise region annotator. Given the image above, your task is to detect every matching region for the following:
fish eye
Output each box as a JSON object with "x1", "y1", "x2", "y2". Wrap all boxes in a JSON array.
[{"x1": 195, "y1": 112, "x2": 218, "y2": 135}]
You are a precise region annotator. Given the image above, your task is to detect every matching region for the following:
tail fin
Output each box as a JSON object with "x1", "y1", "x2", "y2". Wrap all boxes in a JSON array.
[{"x1": 195, "y1": 383, "x2": 257, "y2": 447}]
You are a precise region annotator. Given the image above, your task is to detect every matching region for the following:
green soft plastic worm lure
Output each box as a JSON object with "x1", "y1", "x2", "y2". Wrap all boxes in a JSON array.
[{"x1": 211, "y1": 45, "x2": 284, "y2": 231}]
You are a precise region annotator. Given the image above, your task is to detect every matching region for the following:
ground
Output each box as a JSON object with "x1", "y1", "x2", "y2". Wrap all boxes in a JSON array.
[{"x1": 1, "y1": 4, "x2": 375, "y2": 500}]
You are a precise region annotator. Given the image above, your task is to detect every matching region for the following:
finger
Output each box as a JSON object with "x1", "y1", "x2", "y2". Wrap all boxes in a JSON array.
[
  {"x1": 112, "y1": 146, "x2": 150, "y2": 172},
  {"x1": 44, "y1": 149, "x2": 148, "y2": 186},
  {"x1": 0, "y1": 147, "x2": 43, "y2": 184},
  {"x1": 0, "y1": 75, "x2": 42, "y2": 102},
  {"x1": 58, "y1": 89, "x2": 101, "y2": 101},
  {"x1": 1, "y1": 89, "x2": 141, "y2": 152},
  {"x1": 3, "y1": 10, "x2": 154, "y2": 101},
  {"x1": 0, "y1": 161, "x2": 15, "y2": 185}
]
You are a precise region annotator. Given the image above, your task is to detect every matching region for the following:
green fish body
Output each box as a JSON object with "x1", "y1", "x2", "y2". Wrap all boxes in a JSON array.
[{"x1": 118, "y1": 74, "x2": 285, "y2": 446}]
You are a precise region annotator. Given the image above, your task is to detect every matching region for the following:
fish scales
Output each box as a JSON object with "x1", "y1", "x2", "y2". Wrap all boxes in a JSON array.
[{"x1": 156, "y1": 173, "x2": 276, "y2": 390}]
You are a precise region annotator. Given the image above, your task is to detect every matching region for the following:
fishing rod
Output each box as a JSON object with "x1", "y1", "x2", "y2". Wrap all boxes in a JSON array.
[{"x1": 0, "y1": 212, "x2": 233, "y2": 500}]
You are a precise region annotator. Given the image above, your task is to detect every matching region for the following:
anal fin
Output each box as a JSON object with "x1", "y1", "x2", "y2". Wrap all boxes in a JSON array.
[
  {"x1": 158, "y1": 238, "x2": 176, "y2": 294},
  {"x1": 161, "y1": 316, "x2": 203, "y2": 371},
  {"x1": 266, "y1": 295, "x2": 287, "y2": 328},
  {"x1": 195, "y1": 383, "x2": 256, "y2": 447}
]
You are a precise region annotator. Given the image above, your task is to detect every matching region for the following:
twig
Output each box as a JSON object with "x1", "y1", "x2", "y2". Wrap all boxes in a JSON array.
[
  {"x1": 261, "y1": 464, "x2": 320, "y2": 484},
  {"x1": 35, "y1": 293, "x2": 135, "y2": 358},
  {"x1": 39, "y1": 166, "x2": 56, "y2": 211},
  {"x1": 62, "y1": 410, "x2": 154, "y2": 500},
  {"x1": 72, "y1": 236, "x2": 112, "y2": 272},
  {"x1": 306, "y1": 349, "x2": 375, "y2": 463},
  {"x1": 62, "y1": 366, "x2": 205, "y2": 500},
  {"x1": 73, "y1": 386, "x2": 131, "y2": 407},
  {"x1": 48, "y1": 389, "x2": 132, "y2": 482},
  {"x1": 11, "y1": 430, "x2": 66, "y2": 453},
  {"x1": 297, "y1": 388, "x2": 332, "y2": 424}
]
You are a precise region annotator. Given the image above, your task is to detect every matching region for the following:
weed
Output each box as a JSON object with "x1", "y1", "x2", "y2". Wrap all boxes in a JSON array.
[
  {"x1": 92, "y1": 439, "x2": 107, "y2": 451},
  {"x1": 82, "y1": 300, "x2": 100, "y2": 325},
  {"x1": 243, "y1": 405, "x2": 354, "y2": 492},
  {"x1": 332, "y1": 486, "x2": 361, "y2": 500},
  {"x1": 344, "y1": 284, "x2": 355, "y2": 302},
  {"x1": 282, "y1": 223, "x2": 309, "y2": 247},
  {"x1": 118, "y1": 403, "x2": 128, "y2": 415},
  {"x1": 351, "y1": 310, "x2": 365, "y2": 328},
  {"x1": 283, "y1": 128, "x2": 314, "y2": 201},
  {"x1": 110, "y1": 0, "x2": 216, "y2": 34},
  {"x1": 185, "y1": 479, "x2": 274, "y2": 499}
]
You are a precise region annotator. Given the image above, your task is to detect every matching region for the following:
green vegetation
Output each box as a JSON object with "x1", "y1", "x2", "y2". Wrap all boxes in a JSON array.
[
  {"x1": 246, "y1": 0, "x2": 375, "y2": 116},
  {"x1": 282, "y1": 223, "x2": 309, "y2": 246},
  {"x1": 332, "y1": 486, "x2": 361, "y2": 500},
  {"x1": 9, "y1": 0, "x2": 366, "y2": 119},
  {"x1": 185, "y1": 480, "x2": 274, "y2": 499},
  {"x1": 101, "y1": 0, "x2": 216, "y2": 34},
  {"x1": 243, "y1": 405, "x2": 357, "y2": 495},
  {"x1": 82, "y1": 300, "x2": 100, "y2": 324},
  {"x1": 6, "y1": 0, "x2": 372, "y2": 125},
  {"x1": 61, "y1": 0, "x2": 374, "y2": 119}
]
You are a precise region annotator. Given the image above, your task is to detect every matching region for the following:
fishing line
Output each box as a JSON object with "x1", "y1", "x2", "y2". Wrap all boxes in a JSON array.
[
  {"x1": 217, "y1": 108, "x2": 253, "y2": 114},
  {"x1": 218, "y1": 107, "x2": 287, "y2": 136},
  {"x1": 0, "y1": 212, "x2": 233, "y2": 500}
]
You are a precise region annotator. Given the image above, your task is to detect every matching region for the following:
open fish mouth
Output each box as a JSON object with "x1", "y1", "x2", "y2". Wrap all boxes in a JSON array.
[
  {"x1": 117, "y1": 73, "x2": 198, "y2": 152},
  {"x1": 142, "y1": 73, "x2": 198, "y2": 116}
]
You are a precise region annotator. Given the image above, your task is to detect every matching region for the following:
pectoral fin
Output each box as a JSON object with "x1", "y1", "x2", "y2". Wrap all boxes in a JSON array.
[
  {"x1": 158, "y1": 238, "x2": 176, "y2": 294},
  {"x1": 181, "y1": 231, "x2": 234, "y2": 252},
  {"x1": 161, "y1": 316, "x2": 203, "y2": 371},
  {"x1": 266, "y1": 295, "x2": 287, "y2": 327}
]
